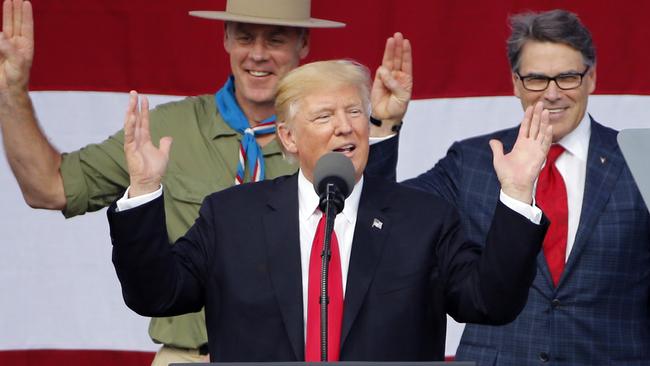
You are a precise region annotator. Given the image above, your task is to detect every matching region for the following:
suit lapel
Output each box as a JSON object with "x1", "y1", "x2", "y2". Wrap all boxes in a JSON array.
[
  {"x1": 341, "y1": 177, "x2": 391, "y2": 347},
  {"x1": 262, "y1": 175, "x2": 304, "y2": 360},
  {"x1": 560, "y1": 119, "x2": 625, "y2": 285}
]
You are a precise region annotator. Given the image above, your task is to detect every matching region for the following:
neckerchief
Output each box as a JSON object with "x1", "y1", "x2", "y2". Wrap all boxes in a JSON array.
[{"x1": 215, "y1": 76, "x2": 276, "y2": 184}]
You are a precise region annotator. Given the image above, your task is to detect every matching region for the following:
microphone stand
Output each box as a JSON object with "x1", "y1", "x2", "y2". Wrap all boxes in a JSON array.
[{"x1": 319, "y1": 182, "x2": 341, "y2": 361}]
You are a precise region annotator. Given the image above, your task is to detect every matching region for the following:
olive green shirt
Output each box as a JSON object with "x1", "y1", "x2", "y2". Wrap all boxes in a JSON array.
[{"x1": 60, "y1": 94, "x2": 297, "y2": 348}]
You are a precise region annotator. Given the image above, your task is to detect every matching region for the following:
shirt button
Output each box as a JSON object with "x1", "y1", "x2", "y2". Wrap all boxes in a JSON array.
[
  {"x1": 552, "y1": 299, "x2": 561, "y2": 308},
  {"x1": 539, "y1": 352, "x2": 550, "y2": 362}
]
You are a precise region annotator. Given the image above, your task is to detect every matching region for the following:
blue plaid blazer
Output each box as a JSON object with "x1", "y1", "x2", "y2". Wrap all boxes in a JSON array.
[{"x1": 404, "y1": 118, "x2": 650, "y2": 366}]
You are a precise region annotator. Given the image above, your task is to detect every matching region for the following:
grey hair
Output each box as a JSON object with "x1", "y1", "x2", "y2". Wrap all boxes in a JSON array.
[{"x1": 507, "y1": 9, "x2": 596, "y2": 72}]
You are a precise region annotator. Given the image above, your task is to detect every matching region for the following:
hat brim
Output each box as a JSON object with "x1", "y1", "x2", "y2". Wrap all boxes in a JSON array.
[{"x1": 189, "y1": 10, "x2": 345, "y2": 28}]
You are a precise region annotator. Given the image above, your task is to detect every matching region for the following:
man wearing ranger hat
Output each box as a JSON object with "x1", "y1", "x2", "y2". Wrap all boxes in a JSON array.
[{"x1": 0, "y1": 0, "x2": 412, "y2": 364}]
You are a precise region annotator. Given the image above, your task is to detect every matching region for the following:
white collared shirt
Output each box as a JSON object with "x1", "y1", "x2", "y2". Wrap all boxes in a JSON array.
[
  {"x1": 297, "y1": 170, "x2": 362, "y2": 332},
  {"x1": 551, "y1": 113, "x2": 591, "y2": 260}
]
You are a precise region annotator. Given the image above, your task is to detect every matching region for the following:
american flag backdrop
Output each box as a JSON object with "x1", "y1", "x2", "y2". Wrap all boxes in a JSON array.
[{"x1": 1, "y1": 1, "x2": 650, "y2": 365}]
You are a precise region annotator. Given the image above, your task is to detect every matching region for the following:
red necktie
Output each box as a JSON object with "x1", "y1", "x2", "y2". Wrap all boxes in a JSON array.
[
  {"x1": 535, "y1": 144, "x2": 568, "y2": 287},
  {"x1": 305, "y1": 213, "x2": 343, "y2": 361}
]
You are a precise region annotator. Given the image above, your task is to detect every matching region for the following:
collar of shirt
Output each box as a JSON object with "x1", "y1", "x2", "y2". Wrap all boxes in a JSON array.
[
  {"x1": 297, "y1": 169, "x2": 363, "y2": 224},
  {"x1": 556, "y1": 112, "x2": 591, "y2": 161},
  {"x1": 551, "y1": 111, "x2": 591, "y2": 261}
]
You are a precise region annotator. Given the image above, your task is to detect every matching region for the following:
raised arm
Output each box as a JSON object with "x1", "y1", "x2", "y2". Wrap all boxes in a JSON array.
[
  {"x1": 0, "y1": 0, "x2": 65, "y2": 209},
  {"x1": 369, "y1": 32, "x2": 413, "y2": 137}
]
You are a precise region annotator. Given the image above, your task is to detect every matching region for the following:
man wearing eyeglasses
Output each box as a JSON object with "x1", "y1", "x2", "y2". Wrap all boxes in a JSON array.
[{"x1": 402, "y1": 9, "x2": 650, "y2": 365}]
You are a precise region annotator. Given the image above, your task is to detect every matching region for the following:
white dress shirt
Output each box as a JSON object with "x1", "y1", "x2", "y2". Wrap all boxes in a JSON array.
[
  {"x1": 297, "y1": 170, "x2": 362, "y2": 328},
  {"x1": 551, "y1": 113, "x2": 591, "y2": 260}
]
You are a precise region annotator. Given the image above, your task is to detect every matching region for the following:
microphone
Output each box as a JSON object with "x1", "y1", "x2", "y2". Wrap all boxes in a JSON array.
[
  {"x1": 313, "y1": 152, "x2": 356, "y2": 214},
  {"x1": 311, "y1": 152, "x2": 356, "y2": 361}
]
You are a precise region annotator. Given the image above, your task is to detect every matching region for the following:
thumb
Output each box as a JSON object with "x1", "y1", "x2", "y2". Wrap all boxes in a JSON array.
[
  {"x1": 489, "y1": 139, "x2": 504, "y2": 162},
  {"x1": 371, "y1": 66, "x2": 388, "y2": 93},
  {"x1": 159, "y1": 136, "x2": 173, "y2": 158},
  {"x1": 377, "y1": 66, "x2": 400, "y2": 92}
]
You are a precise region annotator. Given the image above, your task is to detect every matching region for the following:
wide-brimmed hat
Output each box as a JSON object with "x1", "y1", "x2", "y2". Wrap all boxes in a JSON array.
[{"x1": 189, "y1": 0, "x2": 345, "y2": 28}]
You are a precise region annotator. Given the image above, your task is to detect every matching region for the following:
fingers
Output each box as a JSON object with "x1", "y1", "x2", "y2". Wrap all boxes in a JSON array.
[
  {"x1": 392, "y1": 32, "x2": 403, "y2": 72},
  {"x1": 124, "y1": 91, "x2": 139, "y2": 146},
  {"x1": 12, "y1": 0, "x2": 22, "y2": 38},
  {"x1": 139, "y1": 95, "x2": 151, "y2": 143},
  {"x1": 382, "y1": 32, "x2": 412, "y2": 75},
  {"x1": 391, "y1": 32, "x2": 412, "y2": 77},
  {"x1": 517, "y1": 105, "x2": 533, "y2": 139},
  {"x1": 0, "y1": 32, "x2": 12, "y2": 56},
  {"x1": 3, "y1": 0, "x2": 13, "y2": 37},
  {"x1": 2, "y1": 1, "x2": 31, "y2": 39},
  {"x1": 381, "y1": 36, "x2": 395, "y2": 70},
  {"x1": 541, "y1": 124, "x2": 553, "y2": 151},
  {"x1": 528, "y1": 101, "x2": 543, "y2": 139},
  {"x1": 401, "y1": 38, "x2": 413, "y2": 77},
  {"x1": 535, "y1": 109, "x2": 549, "y2": 142},
  {"x1": 20, "y1": 0, "x2": 32, "y2": 41}
]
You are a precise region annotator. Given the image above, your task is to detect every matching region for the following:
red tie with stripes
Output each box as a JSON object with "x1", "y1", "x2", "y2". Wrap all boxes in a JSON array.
[
  {"x1": 305, "y1": 213, "x2": 343, "y2": 361},
  {"x1": 535, "y1": 144, "x2": 568, "y2": 287}
]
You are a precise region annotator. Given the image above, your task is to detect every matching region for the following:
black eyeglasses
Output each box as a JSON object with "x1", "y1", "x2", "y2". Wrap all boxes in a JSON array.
[{"x1": 516, "y1": 66, "x2": 591, "y2": 91}]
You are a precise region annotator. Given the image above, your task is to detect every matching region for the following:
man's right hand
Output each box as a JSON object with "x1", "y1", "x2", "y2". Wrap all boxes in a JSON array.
[
  {"x1": 369, "y1": 32, "x2": 412, "y2": 137},
  {"x1": 124, "y1": 91, "x2": 173, "y2": 197},
  {"x1": 0, "y1": 0, "x2": 34, "y2": 95},
  {"x1": 0, "y1": 0, "x2": 66, "y2": 210},
  {"x1": 489, "y1": 101, "x2": 552, "y2": 204}
]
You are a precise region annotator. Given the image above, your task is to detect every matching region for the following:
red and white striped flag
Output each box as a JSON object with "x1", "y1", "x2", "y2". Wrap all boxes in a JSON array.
[{"x1": 1, "y1": 1, "x2": 649, "y2": 365}]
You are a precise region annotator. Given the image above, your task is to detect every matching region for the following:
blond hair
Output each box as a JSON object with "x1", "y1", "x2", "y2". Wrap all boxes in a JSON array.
[{"x1": 275, "y1": 59, "x2": 371, "y2": 126}]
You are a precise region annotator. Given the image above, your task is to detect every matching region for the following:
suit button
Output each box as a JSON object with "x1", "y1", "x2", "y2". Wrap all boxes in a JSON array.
[
  {"x1": 552, "y1": 299, "x2": 561, "y2": 308},
  {"x1": 539, "y1": 352, "x2": 550, "y2": 362}
]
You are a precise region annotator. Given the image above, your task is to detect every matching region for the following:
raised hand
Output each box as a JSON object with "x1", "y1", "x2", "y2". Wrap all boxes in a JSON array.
[
  {"x1": 0, "y1": 0, "x2": 34, "y2": 93},
  {"x1": 123, "y1": 91, "x2": 173, "y2": 197},
  {"x1": 370, "y1": 32, "x2": 413, "y2": 136},
  {"x1": 490, "y1": 101, "x2": 552, "y2": 204}
]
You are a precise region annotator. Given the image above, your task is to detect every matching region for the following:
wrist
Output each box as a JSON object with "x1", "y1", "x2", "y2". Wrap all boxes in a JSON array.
[
  {"x1": 501, "y1": 185, "x2": 533, "y2": 205},
  {"x1": 369, "y1": 116, "x2": 403, "y2": 137},
  {"x1": 0, "y1": 85, "x2": 31, "y2": 106},
  {"x1": 129, "y1": 180, "x2": 162, "y2": 198}
]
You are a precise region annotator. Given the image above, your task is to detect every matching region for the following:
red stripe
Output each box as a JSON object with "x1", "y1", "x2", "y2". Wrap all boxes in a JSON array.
[
  {"x1": 0, "y1": 350, "x2": 154, "y2": 366},
  {"x1": 252, "y1": 159, "x2": 260, "y2": 182},
  {"x1": 14, "y1": 0, "x2": 650, "y2": 98},
  {"x1": 0, "y1": 349, "x2": 454, "y2": 364}
]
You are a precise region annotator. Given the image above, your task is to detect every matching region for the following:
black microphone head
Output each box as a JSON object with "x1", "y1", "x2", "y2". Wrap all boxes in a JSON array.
[{"x1": 313, "y1": 152, "x2": 356, "y2": 199}]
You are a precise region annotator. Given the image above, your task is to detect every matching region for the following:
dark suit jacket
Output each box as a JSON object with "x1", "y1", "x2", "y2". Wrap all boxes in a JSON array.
[
  {"x1": 108, "y1": 174, "x2": 547, "y2": 362},
  {"x1": 405, "y1": 119, "x2": 650, "y2": 366}
]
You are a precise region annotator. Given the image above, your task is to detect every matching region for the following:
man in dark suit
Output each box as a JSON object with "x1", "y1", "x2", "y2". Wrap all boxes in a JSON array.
[
  {"x1": 108, "y1": 60, "x2": 550, "y2": 362},
  {"x1": 403, "y1": 10, "x2": 650, "y2": 366}
]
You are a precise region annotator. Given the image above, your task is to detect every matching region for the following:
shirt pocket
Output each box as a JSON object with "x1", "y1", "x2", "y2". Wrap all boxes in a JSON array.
[{"x1": 163, "y1": 173, "x2": 216, "y2": 205}]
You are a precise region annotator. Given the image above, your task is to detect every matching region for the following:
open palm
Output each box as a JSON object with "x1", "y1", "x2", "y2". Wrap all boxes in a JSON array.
[
  {"x1": 490, "y1": 102, "x2": 553, "y2": 203},
  {"x1": 0, "y1": 0, "x2": 34, "y2": 91},
  {"x1": 124, "y1": 92, "x2": 173, "y2": 197}
]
